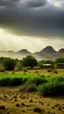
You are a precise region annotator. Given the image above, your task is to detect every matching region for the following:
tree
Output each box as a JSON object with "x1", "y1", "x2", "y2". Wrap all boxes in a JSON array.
[
  {"x1": 55, "y1": 58, "x2": 64, "y2": 63},
  {"x1": 3, "y1": 58, "x2": 16, "y2": 71},
  {"x1": 21, "y1": 55, "x2": 38, "y2": 69}
]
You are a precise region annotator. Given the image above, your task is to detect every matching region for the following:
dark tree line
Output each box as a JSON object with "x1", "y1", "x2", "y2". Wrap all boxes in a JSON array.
[{"x1": 0, "y1": 56, "x2": 64, "y2": 71}]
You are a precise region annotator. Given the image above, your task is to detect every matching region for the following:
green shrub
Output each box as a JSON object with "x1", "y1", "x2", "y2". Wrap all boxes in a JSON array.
[
  {"x1": 37, "y1": 81, "x2": 64, "y2": 96},
  {"x1": 20, "y1": 83, "x2": 37, "y2": 92},
  {"x1": 23, "y1": 68, "x2": 27, "y2": 72},
  {"x1": 10, "y1": 78, "x2": 23, "y2": 86},
  {"x1": 19, "y1": 76, "x2": 47, "y2": 92},
  {"x1": 50, "y1": 76, "x2": 64, "y2": 82},
  {"x1": 0, "y1": 78, "x2": 11, "y2": 86},
  {"x1": 0, "y1": 77, "x2": 24, "y2": 86},
  {"x1": 40, "y1": 75, "x2": 45, "y2": 78},
  {"x1": 34, "y1": 71, "x2": 38, "y2": 73},
  {"x1": 22, "y1": 77, "x2": 29, "y2": 84},
  {"x1": 47, "y1": 69, "x2": 53, "y2": 72},
  {"x1": 26, "y1": 77, "x2": 47, "y2": 86}
]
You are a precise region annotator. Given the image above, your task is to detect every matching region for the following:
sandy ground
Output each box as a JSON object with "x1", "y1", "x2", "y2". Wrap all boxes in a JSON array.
[{"x1": 0, "y1": 87, "x2": 64, "y2": 114}]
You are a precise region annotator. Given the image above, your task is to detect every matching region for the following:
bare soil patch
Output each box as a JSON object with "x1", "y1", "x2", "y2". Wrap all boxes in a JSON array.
[{"x1": 0, "y1": 87, "x2": 64, "y2": 114}]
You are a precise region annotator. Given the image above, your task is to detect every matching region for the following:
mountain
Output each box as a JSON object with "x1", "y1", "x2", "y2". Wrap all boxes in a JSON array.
[
  {"x1": 40, "y1": 46, "x2": 57, "y2": 53},
  {"x1": 18, "y1": 49, "x2": 31, "y2": 55},
  {"x1": 0, "y1": 46, "x2": 64, "y2": 60},
  {"x1": 33, "y1": 46, "x2": 57, "y2": 60},
  {"x1": 58, "y1": 48, "x2": 64, "y2": 53}
]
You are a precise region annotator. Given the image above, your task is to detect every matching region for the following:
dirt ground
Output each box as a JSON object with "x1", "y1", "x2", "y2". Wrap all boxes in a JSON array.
[{"x1": 0, "y1": 87, "x2": 64, "y2": 114}]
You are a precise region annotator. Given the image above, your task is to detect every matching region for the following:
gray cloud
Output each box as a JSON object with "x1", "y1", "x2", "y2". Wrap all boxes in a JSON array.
[
  {"x1": 0, "y1": 0, "x2": 64, "y2": 38},
  {"x1": 21, "y1": 0, "x2": 47, "y2": 8},
  {"x1": 0, "y1": 0, "x2": 47, "y2": 7},
  {"x1": 0, "y1": 0, "x2": 20, "y2": 6}
]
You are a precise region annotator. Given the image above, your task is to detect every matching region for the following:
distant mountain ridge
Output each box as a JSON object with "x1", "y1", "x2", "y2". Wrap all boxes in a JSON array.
[
  {"x1": 0, "y1": 46, "x2": 64, "y2": 60},
  {"x1": 39, "y1": 46, "x2": 57, "y2": 53},
  {"x1": 18, "y1": 49, "x2": 31, "y2": 54}
]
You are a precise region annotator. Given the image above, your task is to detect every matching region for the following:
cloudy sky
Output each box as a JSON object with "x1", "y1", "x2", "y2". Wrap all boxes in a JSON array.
[{"x1": 0, "y1": 0, "x2": 64, "y2": 52}]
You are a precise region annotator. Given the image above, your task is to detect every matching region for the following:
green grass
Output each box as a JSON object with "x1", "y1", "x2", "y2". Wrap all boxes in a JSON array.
[
  {"x1": 0, "y1": 73, "x2": 64, "y2": 82},
  {"x1": 0, "y1": 73, "x2": 37, "y2": 80}
]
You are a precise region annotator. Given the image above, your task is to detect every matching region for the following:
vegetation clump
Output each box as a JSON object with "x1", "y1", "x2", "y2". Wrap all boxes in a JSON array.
[
  {"x1": 20, "y1": 83, "x2": 37, "y2": 92},
  {"x1": 3, "y1": 58, "x2": 16, "y2": 71},
  {"x1": 0, "y1": 77, "x2": 27, "y2": 86},
  {"x1": 37, "y1": 80, "x2": 64, "y2": 96},
  {"x1": 26, "y1": 77, "x2": 47, "y2": 86},
  {"x1": 20, "y1": 55, "x2": 38, "y2": 69},
  {"x1": 55, "y1": 58, "x2": 64, "y2": 63}
]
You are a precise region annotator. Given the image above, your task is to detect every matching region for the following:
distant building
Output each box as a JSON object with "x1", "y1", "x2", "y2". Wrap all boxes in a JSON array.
[
  {"x1": 57, "y1": 63, "x2": 64, "y2": 68},
  {"x1": 42, "y1": 64, "x2": 54, "y2": 69}
]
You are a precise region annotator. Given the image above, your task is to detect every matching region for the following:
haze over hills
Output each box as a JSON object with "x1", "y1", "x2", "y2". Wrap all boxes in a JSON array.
[
  {"x1": 0, "y1": 46, "x2": 64, "y2": 60},
  {"x1": 18, "y1": 49, "x2": 31, "y2": 55}
]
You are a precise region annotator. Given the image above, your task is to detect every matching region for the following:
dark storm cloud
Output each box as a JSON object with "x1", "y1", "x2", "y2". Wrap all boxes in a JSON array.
[
  {"x1": 22, "y1": 0, "x2": 47, "y2": 8},
  {"x1": 0, "y1": 0, "x2": 64, "y2": 38},
  {"x1": 0, "y1": 0, "x2": 21, "y2": 6},
  {"x1": 0, "y1": 0, "x2": 47, "y2": 7}
]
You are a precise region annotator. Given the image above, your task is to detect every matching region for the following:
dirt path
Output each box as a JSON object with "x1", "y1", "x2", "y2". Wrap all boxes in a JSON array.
[{"x1": 0, "y1": 87, "x2": 64, "y2": 114}]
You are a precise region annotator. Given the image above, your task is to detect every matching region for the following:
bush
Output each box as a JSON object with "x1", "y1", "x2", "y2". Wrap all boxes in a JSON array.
[
  {"x1": 40, "y1": 75, "x2": 45, "y2": 78},
  {"x1": 3, "y1": 58, "x2": 16, "y2": 71},
  {"x1": 23, "y1": 68, "x2": 27, "y2": 72},
  {"x1": 25, "y1": 77, "x2": 47, "y2": 87},
  {"x1": 19, "y1": 77, "x2": 47, "y2": 92},
  {"x1": 0, "y1": 78, "x2": 11, "y2": 86},
  {"x1": 0, "y1": 78, "x2": 24, "y2": 86},
  {"x1": 22, "y1": 77, "x2": 29, "y2": 84},
  {"x1": 10, "y1": 78, "x2": 23, "y2": 86},
  {"x1": 20, "y1": 83, "x2": 37, "y2": 92},
  {"x1": 47, "y1": 68, "x2": 53, "y2": 72},
  {"x1": 50, "y1": 76, "x2": 64, "y2": 82},
  {"x1": 37, "y1": 80, "x2": 64, "y2": 96},
  {"x1": 53, "y1": 69, "x2": 58, "y2": 74}
]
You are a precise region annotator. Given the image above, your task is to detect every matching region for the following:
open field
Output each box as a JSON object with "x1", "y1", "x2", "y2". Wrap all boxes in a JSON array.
[
  {"x1": 0, "y1": 87, "x2": 64, "y2": 114},
  {"x1": 0, "y1": 69, "x2": 64, "y2": 114}
]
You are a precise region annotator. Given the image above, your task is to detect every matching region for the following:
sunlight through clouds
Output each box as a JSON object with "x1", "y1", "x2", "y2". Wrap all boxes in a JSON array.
[
  {"x1": 0, "y1": 28, "x2": 64, "y2": 52},
  {"x1": 0, "y1": 28, "x2": 45, "y2": 52},
  {"x1": 47, "y1": 0, "x2": 64, "y2": 8}
]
